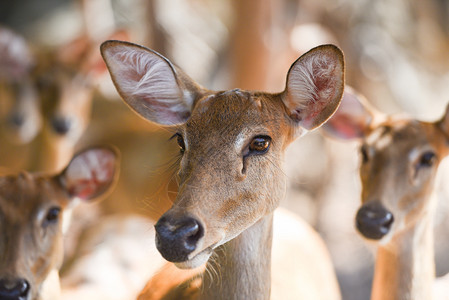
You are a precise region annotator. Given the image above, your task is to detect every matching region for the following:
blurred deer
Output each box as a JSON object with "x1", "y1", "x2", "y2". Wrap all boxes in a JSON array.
[
  {"x1": 0, "y1": 27, "x2": 108, "y2": 174},
  {"x1": 0, "y1": 27, "x2": 42, "y2": 172},
  {"x1": 323, "y1": 89, "x2": 449, "y2": 299},
  {"x1": 0, "y1": 146, "x2": 118, "y2": 300},
  {"x1": 101, "y1": 40, "x2": 343, "y2": 299}
]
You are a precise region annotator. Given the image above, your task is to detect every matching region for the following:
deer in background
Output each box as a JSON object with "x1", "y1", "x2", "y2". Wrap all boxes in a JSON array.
[
  {"x1": 0, "y1": 26, "x2": 109, "y2": 174},
  {"x1": 0, "y1": 27, "x2": 42, "y2": 172},
  {"x1": 101, "y1": 40, "x2": 344, "y2": 299},
  {"x1": 323, "y1": 89, "x2": 449, "y2": 299},
  {"x1": 0, "y1": 146, "x2": 118, "y2": 300}
]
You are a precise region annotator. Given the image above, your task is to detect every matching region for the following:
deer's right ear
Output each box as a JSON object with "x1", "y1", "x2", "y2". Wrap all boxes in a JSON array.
[
  {"x1": 321, "y1": 87, "x2": 374, "y2": 140},
  {"x1": 58, "y1": 147, "x2": 119, "y2": 202},
  {"x1": 100, "y1": 40, "x2": 205, "y2": 125},
  {"x1": 282, "y1": 44, "x2": 344, "y2": 132},
  {"x1": 0, "y1": 27, "x2": 34, "y2": 80}
]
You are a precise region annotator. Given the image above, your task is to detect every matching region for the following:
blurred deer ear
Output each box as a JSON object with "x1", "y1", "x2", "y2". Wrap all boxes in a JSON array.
[
  {"x1": 282, "y1": 44, "x2": 344, "y2": 132},
  {"x1": 58, "y1": 147, "x2": 119, "y2": 201},
  {"x1": 321, "y1": 87, "x2": 375, "y2": 140},
  {"x1": 100, "y1": 40, "x2": 206, "y2": 125},
  {"x1": 0, "y1": 27, "x2": 34, "y2": 80},
  {"x1": 437, "y1": 104, "x2": 449, "y2": 139}
]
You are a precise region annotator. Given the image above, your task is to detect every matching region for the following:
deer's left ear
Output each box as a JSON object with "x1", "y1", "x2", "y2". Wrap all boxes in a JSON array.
[
  {"x1": 57, "y1": 147, "x2": 119, "y2": 201},
  {"x1": 437, "y1": 104, "x2": 449, "y2": 139},
  {"x1": 282, "y1": 44, "x2": 345, "y2": 131}
]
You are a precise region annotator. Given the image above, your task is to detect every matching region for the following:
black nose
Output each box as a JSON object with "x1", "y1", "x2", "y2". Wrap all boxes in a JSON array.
[
  {"x1": 0, "y1": 278, "x2": 30, "y2": 299},
  {"x1": 51, "y1": 116, "x2": 72, "y2": 135},
  {"x1": 356, "y1": 202, "x2": 394, "y2": 240},
  {"x1": 7, "y1": 113, "x2": 25, "y2": 128},
  {"x1": 155, "y1": 216, "x2": 204, "y2": 262}
]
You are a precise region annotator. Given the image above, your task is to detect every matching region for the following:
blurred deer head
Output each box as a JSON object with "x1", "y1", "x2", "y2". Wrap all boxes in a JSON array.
[{"x1": 323, "y1": 88, "x2": 449, "y2": 243}]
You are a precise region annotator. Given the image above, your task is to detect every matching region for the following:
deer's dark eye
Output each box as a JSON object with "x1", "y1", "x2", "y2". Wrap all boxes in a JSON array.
[
  {"x1": 44, "y1": 207, "x2": 61, "y2": 226},
  {"x1": 417, "y1": 151, "x2": 436, "y2": 168},
  {"x1": 248, "y1": 136, "x2": 271, "y2": 155},
  {"x1": 176, "y1": 134, "x2": 186, "y2": 153}
]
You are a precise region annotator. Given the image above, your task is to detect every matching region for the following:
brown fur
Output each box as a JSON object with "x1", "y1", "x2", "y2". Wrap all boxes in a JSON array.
[
  {"x1": 0, "y1": 147, "x2": 118, "y2": 300},
  {"x1": 325, "y1": 90, "x2": 449, "y2": 300}
]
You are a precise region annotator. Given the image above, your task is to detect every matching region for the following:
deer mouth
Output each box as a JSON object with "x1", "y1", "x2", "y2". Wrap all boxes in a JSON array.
[{"x1": 174, "y1": 245, "x2": 215, "y2": 269}]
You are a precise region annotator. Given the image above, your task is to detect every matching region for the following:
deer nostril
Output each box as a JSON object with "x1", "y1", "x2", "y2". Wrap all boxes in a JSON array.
[
  {"x1": 155, "y1": 216, "x2": 204, "y2": 262},
  {"x1": 0, "y1": 278, "x2": 30, "y2": 299},
  {"x1": 182, "y1": 220, "x2": 202, "y2": 252},
  {"x1": 356, "y1": 202, "x2": 394, "y2": 240},
  {"x1": 51, "y1": 116, "x2": 72, "y2": 135}
]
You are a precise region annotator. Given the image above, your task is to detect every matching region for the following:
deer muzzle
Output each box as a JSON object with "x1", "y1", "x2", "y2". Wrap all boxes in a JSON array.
[
  {"x1": 356, "y1": 201, "x2": 394, "y2": 240},
  {"x1": 155, "y1": 215, "x2": 204, "y2": 263}
]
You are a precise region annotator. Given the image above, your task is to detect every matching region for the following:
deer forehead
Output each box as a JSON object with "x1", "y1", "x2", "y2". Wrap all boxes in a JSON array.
[
  {"x1": 185, "y1": 92, "x2": 285, "y2": 147},
  {"x1": 0, "y1": 175, "x2": 65, "y2": 222},
  {"x1": 365, "y1": 121, "x2": 441, "y2": 170}
]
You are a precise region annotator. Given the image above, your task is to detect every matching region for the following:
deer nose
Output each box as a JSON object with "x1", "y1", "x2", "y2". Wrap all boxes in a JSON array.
[
  {"x1": 356, "y1": 202, "x2": 394, "y2": 240},
  {"x1": 155, "y1": 216, "x2": 204, "y2": 262},
  {"x1": 7, "y1": 113, "x2": 25, "y2": 128},
  {"x1": 51, "y1": 116, "x2": 72, "y2": 135},
  {"x1": 0, "y1": 278, "x2": 30, "y2": 299}
]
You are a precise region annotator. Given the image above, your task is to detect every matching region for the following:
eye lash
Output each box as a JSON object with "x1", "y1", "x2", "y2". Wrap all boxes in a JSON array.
[{"x1": 169, "y1": 133, "x2": 181, "y2": 141}]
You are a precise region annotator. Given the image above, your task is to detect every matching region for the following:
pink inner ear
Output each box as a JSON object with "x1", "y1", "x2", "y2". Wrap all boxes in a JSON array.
[
  {"x1": 323, "y1": 113, "x2": 366, "y2": 139},
  {"x1": 64, "y1": 149, "x2": 117, "y2": 200},
  {"x1": 322, "y1": 89, "x2": 373, "y2": 140},
  {"x1": 301, "y1": 71, "x2": 338, "y2": 128},
  {"x1": 285, "y1": 45, "x2": 344, "y2": 131}
]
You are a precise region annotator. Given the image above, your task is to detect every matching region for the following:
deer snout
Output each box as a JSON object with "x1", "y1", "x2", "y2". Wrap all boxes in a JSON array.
[
  {"x1": 0, "y1": 278, "x2": 30, "y2": 300},
  {"x1": 155, "y1": 215, "x2": 204, "y2": 262},
  {"x1": 356, "y1": 202, "x2": 394, "y2": 240},
  {"x1": 50, "y1": 116, "x2": 73, "y2": 135},
  {"x1": 7, "y1": 113, "x2": 25, "y2": 128}
]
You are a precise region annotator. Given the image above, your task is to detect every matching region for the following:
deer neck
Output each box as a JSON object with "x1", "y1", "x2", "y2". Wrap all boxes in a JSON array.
[
  {"x1": 371, "y1": 203, "x2": 435, "y2": 300},
  {"x1": 199, "y1": 213, "x2": 273, "y2": 300}
]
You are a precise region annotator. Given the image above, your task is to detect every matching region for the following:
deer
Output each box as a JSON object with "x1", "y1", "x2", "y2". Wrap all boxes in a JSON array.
[
  {"x1": 101, "y1": 40, "x2": 344, "y2": 299},
  {"x1": 0, "y1": 27, "x2": 43, "y2": 173},
  {"x1": 0, "y1": 146, "x2": 119, "y2": 300},
  {"x1": 0, "y1": 26, "x2": 111, "y2": 174},
  {"x1": 322, "y1": 88, "x2": 449, "y2": 299}
]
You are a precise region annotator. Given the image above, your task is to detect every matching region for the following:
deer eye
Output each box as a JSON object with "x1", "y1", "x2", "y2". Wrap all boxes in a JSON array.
[
  {"x1": 44, "y1": 207, "x2": 61, "y2": 225},
  {"x1": 248, "y1": 136, "x2": 271, "y2": 155},
  {"x1": 176, "y1": 134, "x2": 186, "y2": 153},
  {"x1": 417, "y1": 151, "x2": 436, "y2": 168}
]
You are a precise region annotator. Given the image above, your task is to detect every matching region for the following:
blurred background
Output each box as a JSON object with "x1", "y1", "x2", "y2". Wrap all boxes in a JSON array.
[{"x1": 1, "y1": 0, "x2": 449, "y2": 299}]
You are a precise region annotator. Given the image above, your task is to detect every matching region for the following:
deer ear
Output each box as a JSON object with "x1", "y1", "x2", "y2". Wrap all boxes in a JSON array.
[
  {"x1": 282, "y1": 44, "x2": 344, "y2": 131},
  {"x1": 100, "y1": 40, "x2": 205, "y2": 125},
  {"x1": 0, "y1": 27, "x2": 34, "y2": 80},
  {"x1": 58, "y1": 147, "x2": 119, "y2": 201},
  {"x1": 321, "y1": 87, "x2": 375, "y2": 140}
]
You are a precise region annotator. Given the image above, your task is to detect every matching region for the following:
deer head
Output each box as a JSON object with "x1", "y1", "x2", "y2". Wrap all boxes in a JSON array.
[
  {"x1": 101, "y1": 41, "x2": 344, "y2": 268},
  {"x1": 323, "y1": 89, "x2": 449, "y2": 242},
  {"x1": 0, "y1": 147, "x2": 119, "y2": 300}
]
